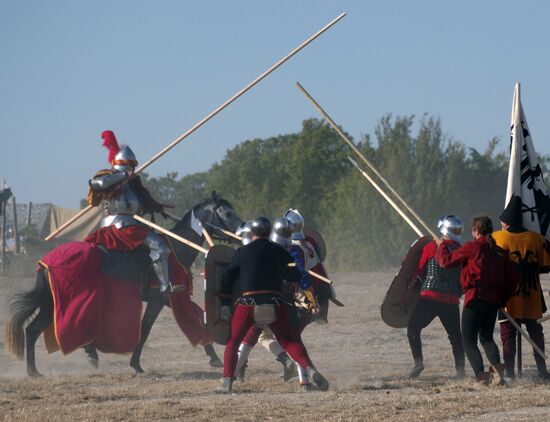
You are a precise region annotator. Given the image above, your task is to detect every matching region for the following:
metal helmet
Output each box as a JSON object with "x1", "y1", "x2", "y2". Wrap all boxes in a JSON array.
[
  {"x1": 249, "y1": 216, "x2": 271, "y2": 239},
  {"x1": 112, "y1": 145, "x2": 138, "y2": 172},
  {"x1": 270, "y1": 217, "x2": 292, "y2": 248},
  {"x1": 284, "y1": 208, "x2": 305, "y2": 240},
  {"x1": 437, "y1": 215, "x2": 463, "y2": 243},
  {"x1": 236, "y1": 221, "x2": 253, "y2": 245}
]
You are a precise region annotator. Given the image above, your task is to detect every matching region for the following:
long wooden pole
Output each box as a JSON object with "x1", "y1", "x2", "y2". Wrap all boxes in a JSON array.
[
  {"x1": 26, "y1": 201, "x2": 32, "y2": 226},
  {"x1": 12, "y1": 197, "x2": 19, "y2": 254},
  {"x1": 133, "y1": 215, "x2": 208, "y2": 254},
  {"x1": 200, "y1": 222, "x2": 215, "y2": 248},
  {"x1": 537, "y1": 314, "x2": 550, "y2": 324},
  {"x1": 295, "y1": 82, "x2": 437, "y2": 238},
  {"x1": 45, "y1": 13, "x2": 347, "y2": 242},
  {"x1": 1, "y1": 202, "x2": 5, "y2": 277},
  {"x1": 348, "y1": 157, "x2": 425, "y2": 237},
  {"x1": 45, "y1": 206, "x2": 91, "y2": 241},
  {"x1": 203, "y1": 221, "x2": 242, "y2": 241}
]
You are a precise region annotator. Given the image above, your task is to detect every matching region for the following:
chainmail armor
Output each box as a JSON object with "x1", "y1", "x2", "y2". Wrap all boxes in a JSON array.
[{"x1": 421, "y1": 257, "x2": 462, "y2": 296}]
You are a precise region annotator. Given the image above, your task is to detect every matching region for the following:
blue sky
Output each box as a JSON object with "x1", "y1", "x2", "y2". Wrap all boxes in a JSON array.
[{"x1": 1, "y1": 1, "x2": 549, "y2": 208}]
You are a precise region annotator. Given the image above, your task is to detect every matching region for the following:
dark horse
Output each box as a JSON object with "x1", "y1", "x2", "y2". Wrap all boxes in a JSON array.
[{"x1": 5, "y1": 192, "x2": 242, "y2": 376}]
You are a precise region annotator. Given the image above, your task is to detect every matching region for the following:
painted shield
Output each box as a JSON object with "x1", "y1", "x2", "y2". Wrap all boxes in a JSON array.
[
  {"x1": 304, "y1": 226, "x2": 326, "y2": 262},
  {"x1": 204, "y1": 244, "x2": 236, "y2": 345},
  {"x1": 380, "y1": 236, "x2": 432, "y2": 328}
]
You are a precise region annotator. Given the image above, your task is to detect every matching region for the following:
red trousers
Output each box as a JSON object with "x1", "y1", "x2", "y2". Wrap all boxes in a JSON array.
[{"x1": 223, "y1": 304, "x2": 312, "y2": 378}]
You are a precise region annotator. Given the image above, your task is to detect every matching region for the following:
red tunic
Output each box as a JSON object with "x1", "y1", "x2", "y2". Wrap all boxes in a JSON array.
[
  {"x1": 85, "y1": 224, "x2": 150, "y2": 251},
  {"x1": 435, "y1": 236, "x2": 519, "y2": 308}
]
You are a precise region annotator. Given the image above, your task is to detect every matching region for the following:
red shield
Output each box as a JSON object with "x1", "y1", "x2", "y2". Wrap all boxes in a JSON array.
[
  {"x1": 303, "y1": 226, "x2": 326, "y2": 262},
  {"x1": 381, "y1": 236, "x2": 432, "y2": 328}
]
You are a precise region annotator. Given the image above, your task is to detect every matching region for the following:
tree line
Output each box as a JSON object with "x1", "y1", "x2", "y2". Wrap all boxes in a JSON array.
[{"x1": 143, "y1": 114, "x2": 548, "y2": 271}]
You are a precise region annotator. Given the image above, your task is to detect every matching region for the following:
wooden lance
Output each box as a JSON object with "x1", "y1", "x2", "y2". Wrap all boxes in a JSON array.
[
  {"x1": 295, "y1": 82, "x2": 437, "y2": 238},
  {"x1": 45, "y1": 13, "x2": 347, "y2": 241},
  {"x1": 200, "y1": 222, "x2": 215, "y2": 248},
  {"x1": 347, "y1": 157, "x2": 425, "y2": 237},
  {"x1": 538, "y1": 314, "x2": 550, "y2": 324},
  {"x1": 133, "y1": 215, "x2": 208, "y2": 255}
]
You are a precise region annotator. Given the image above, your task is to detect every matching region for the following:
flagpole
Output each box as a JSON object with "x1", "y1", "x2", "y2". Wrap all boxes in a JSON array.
[
  {"x1": 45, "y1": 13, "x2": 347, "y2": 241},
  {"x1": 295, "y1": 82, "x2": 437, "y2": 238}
]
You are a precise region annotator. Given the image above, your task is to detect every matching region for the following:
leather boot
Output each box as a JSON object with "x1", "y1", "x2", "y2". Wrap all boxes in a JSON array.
[
  {"x1": 489, "y1": 363, "x2": 506, "y2": 386},
  {"x1": 276, "y1": 352, "x2": 296, "y2": 381},
  {"x1": 535, "y1": 351, "x2": 550, "y2": 380},
  {"x1": 215, "y1": 377, "x2": 233, "y2": 394},
  {"x1": 476, "y1": 371, "x2": 491, "y2": 386},
  {"x1": 308, "y1": 366, "x2": 329, "y2": 391}
]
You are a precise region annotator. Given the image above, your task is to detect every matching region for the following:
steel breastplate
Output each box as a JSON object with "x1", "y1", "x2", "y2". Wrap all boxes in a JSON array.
[
  {"x1": 100, "y1": 184, "x2": 142, "y2": 228},
  {"x1": 421, "y1": 257, "x2": 462, "y2": 296}
]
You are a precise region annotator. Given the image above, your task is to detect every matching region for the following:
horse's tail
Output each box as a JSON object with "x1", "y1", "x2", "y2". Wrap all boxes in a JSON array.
[{"x1": 5, "y1": 268, "x2": 49, "y2": 359}]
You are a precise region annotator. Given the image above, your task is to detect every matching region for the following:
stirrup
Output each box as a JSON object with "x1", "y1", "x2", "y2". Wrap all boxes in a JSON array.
[
  {"x1": 162, "y1": 283, "x2": 185, "y2": 296},
  {"x1": 170, "y1": 284, "x2": 185, "y2": 293}
]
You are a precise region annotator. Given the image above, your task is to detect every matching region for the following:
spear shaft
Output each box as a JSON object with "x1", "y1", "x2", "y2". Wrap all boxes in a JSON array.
[
  {"x1": 45, "y1": 13, "x2": 347, "y2": 241},
  {"x1": 296, "y1": 81, "x2": 437, "y2": 238}
]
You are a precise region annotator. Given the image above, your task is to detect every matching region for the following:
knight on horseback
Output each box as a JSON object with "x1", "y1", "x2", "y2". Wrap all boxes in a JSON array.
[{"x1": 86, "y1": 130, "x2": 184, "y2": 296}]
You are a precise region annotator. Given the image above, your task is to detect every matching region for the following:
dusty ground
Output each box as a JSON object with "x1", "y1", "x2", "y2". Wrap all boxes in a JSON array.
[{"x1": 1, "y1": 271, "x2": 550, "y2": 421}]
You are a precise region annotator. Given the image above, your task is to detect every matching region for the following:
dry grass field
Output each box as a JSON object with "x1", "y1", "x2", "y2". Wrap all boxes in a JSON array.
[{"x1": 1, "y1": 271, "x2": 550, "y2": 421}]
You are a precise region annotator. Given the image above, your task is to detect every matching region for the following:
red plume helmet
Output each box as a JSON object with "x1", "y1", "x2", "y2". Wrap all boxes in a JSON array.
[{"x1": 101, "y1": 130, "x2": 120, "y2": 164}]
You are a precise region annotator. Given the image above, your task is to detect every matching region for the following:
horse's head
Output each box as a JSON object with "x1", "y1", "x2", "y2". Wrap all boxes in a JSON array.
[
  {"x1": 192, "y1": 191, "x2": 242, "y2": 241},
  {"x1": 171, "y1": 191, "x2": 242, "y2": 248}
]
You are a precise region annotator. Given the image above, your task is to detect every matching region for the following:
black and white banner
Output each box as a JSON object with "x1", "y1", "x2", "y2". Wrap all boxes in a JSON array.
[{"x1": 505, "y1": 82, "x2": 550, "y2": 239}]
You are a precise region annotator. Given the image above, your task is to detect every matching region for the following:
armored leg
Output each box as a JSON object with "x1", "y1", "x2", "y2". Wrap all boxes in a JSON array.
[
  {"x1": 144, "y1": 231, "x2": 184, "y2": 296},
  {"x1": 235, "y1": 343, "x2": 252, "y2": 382}
]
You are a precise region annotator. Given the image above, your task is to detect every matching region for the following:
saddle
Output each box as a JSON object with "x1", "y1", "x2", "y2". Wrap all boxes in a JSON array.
[{"x1": 98, "y1": 245, "x2": 154, "y2": 300}]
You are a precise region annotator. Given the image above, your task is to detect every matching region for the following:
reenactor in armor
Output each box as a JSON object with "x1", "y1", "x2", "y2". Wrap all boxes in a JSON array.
[
  {"x1": 284, "y1": 208, "x2": 332, "y2": 323},
  {"x1": 215, "y1": 216, "x2": 328, "y2": 393},
  {"x1": 85, "y1": 130, "x2": 184, "y2": 296},
  {"x1": 406, "y1": 215, "x2": 466, "y2": 379},
  {"x1": 234, "y1": 217, "x2": 313, "y2": 384},
  {"x1": 235, "y1": 221, "x2": 253, "y2": 245}
]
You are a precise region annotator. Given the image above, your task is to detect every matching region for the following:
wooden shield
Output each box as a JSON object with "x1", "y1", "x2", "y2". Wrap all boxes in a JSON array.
[
  {"x1": 303, "y1": 226, "x2": 326, "y2": 262},
  {"x1": 380, "y1": 236, "x2": 432, "y2": 328},
  {"x1": 205, "y1": 244, "x2": 236, "y2": 345}
]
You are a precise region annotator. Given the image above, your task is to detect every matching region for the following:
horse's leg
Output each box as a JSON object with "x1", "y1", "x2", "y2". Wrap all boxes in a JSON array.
[
  {"x1": 130, "y1": 296, "x2": 165, "y2": 373},
  {"x1": 164, "y1": 297, "x2": 223, "y2": 368},
  {"x1": 204, "y1": 343, "x2": 223, "y2": 367},
  {"x1": 25, "y1": 303, "x2": 53, "y2": 377},
  {"x1": 83, "y1": 344, "x2": 99, "y2": 368}
]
